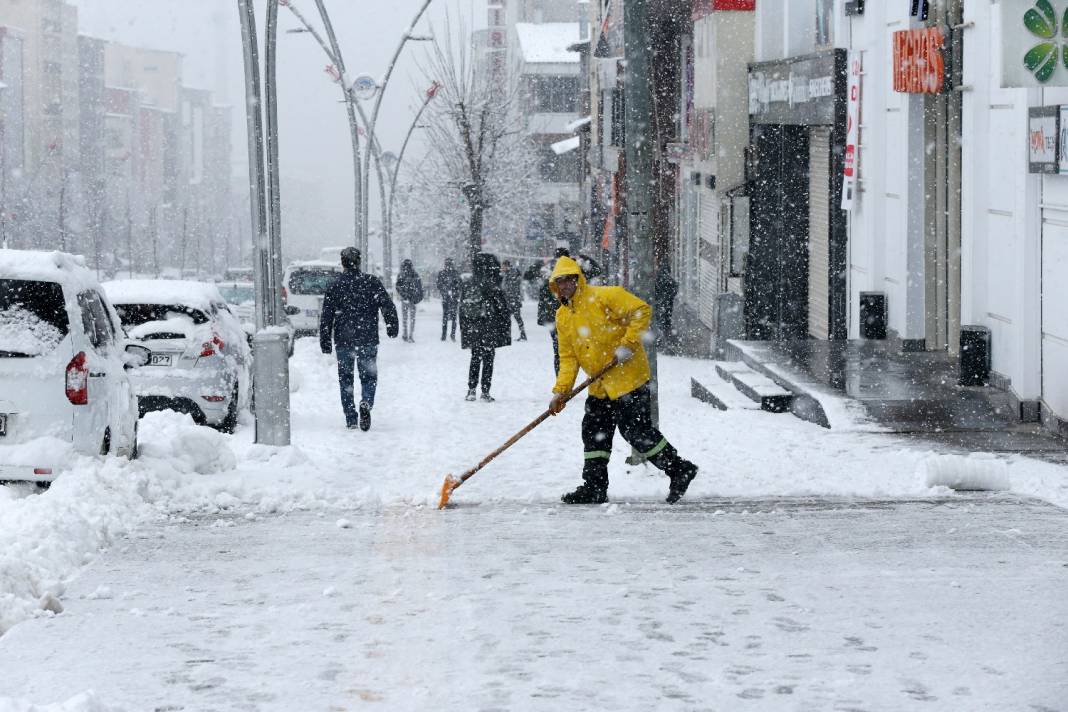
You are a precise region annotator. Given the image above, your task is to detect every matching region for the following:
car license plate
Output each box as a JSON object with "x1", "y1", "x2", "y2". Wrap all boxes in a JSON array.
[
  {"x1": 149, "y1": 353, "x2": 173, "y2": 367},
  {"x1": 305, "y1": 309, "x2": 320, "y2": 318},
  {"x1": 0, "y1": 414, "x2": 6, "y2": 437}
]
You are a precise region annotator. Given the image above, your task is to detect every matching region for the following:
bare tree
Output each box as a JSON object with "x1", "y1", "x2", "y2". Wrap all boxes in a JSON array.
[{"x1": 407, "y1": 16, "x2": 538, "y2": 265}]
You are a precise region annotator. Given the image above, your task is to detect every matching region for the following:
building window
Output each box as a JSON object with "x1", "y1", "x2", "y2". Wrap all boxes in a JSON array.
[{"x1": 527, "y1": 75, "x2": 578, "y2": 113}]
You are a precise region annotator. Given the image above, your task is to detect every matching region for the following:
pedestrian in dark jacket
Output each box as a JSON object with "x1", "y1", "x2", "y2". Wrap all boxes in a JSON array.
[
  {"x1": 459, "y1": 252, "x2": 511, "y2": 402},
  {"x1": 436, "y1": 258, "x2": 461, "y2": 341},
  {"x1": 320, "y1": 247, "x2": 399, "y2": 430},
  {"x1": 395, "y1": 259, "x2": 423, "y2": 343},
  {"x1": 500, "y1": 259, "x2": 527, "y2": 341}
]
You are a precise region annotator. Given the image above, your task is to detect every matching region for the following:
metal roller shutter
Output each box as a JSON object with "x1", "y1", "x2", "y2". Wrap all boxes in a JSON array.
[
  {"x1": 698, "y1": 190, "x2": 719, "y2": 328},
  {"x1": 808, "y1": 127, "x2": 831, "y2": 340}
]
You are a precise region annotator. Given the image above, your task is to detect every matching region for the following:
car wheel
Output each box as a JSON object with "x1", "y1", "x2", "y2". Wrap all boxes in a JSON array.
[{"x1": 218, "y1": 385, "x2": 240, "y2": 434}]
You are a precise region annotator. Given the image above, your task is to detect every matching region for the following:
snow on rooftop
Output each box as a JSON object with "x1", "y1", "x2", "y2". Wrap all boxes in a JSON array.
[
  {"x1": 102, "y1": 279, "x2": 224, "y2": 311},
  {"x1": 515, "y1": 23, "x2": 581, "y2": 64}
]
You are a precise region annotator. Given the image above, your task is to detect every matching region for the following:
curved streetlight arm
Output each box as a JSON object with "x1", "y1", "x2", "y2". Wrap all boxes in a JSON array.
[
  {"x1": 361, "y1": 0, "x2": 435, "y2": 245},
  {"x1": 387, "y1": 88, "x2": 436, "y2": 279}
]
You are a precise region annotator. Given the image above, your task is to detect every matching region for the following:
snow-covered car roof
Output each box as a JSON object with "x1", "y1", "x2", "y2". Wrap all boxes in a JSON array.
[
  {"x1": 102, "y1": 279, "x2": 224, "y2": 312},
  {"x1": 0, "y1": 249, "x2": 99, "y2": 290}
]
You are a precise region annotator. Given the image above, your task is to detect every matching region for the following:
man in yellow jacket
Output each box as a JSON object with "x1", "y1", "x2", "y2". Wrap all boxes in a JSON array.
[{"x1": 547, "y1": 257, "x2": 698, "y2": 504}]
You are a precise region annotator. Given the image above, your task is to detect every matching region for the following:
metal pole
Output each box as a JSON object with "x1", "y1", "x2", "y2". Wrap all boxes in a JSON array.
[
  {"x1": 623, "y1": 0, "x2": 659, "y2": 453},
  {"x1": 361, "y1": 0, "x2": 434, "y2": 256},
  {"x1": 237, "y1": 0, "x2": 269, "y2": 333},
  {"x1": 238, "y1": 0, "x2": 290, "y2": 446},
  {"x1": 264, "y1": 0, "x2": 284, "y2": 326}
]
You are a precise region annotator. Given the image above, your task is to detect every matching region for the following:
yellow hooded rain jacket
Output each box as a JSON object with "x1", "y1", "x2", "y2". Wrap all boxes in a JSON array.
[{"x1": 549, "y1": 256, "x2": 652, "y2": 400}]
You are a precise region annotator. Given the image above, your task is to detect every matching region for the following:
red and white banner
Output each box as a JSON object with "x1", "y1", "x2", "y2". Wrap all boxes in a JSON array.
[{"x1": 841, "y1": 51, "x2": 862, "y2": 212}]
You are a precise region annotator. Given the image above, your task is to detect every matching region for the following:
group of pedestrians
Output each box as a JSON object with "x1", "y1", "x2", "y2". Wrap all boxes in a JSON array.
[{"x1": 317, "y1": 246, "x2": 697, "y2": 504}]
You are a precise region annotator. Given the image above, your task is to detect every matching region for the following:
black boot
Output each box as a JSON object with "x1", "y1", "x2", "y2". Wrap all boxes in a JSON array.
[
  {"x1": 561, "y1": 465, "x2": 608, "y2": 504},
  {"x1": 666, "y1": 461, "x2": 698, "y2": 504},
  {"x1": 561, "y1": 482, "x2": 608, "y2": 504}
]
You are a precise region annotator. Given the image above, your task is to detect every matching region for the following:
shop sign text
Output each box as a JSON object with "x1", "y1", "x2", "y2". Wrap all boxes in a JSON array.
[{"x1": 892, "y1": 27, "x2": 946, "y2": 94}]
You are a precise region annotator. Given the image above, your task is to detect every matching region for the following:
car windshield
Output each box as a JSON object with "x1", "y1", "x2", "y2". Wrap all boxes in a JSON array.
[
  {"x1": 288, "y1": 269, "x2": 337, "y2": 296},
  {"x1": 0, "y1": 279, "x2": 70, "y2": 357},
  {"x1": 218, "y1": 285, "x2": 255, "y2": 305},
  {"x1": 113, "y1": 303, "x2": 210, "y2": 327}
]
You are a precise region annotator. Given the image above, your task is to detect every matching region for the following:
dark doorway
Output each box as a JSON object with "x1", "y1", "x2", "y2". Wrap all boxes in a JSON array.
[{"x1": 745, "y1": 124, "x2": 810, "y2": 341}]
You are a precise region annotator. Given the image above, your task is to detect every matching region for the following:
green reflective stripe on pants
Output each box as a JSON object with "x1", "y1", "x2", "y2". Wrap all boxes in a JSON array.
[
  {"x1": 641, "y1": 438, "x2": 668, "y2": 458},
  {"x1": 584, "y1": 450, "x2": 611, "y2": 460}
]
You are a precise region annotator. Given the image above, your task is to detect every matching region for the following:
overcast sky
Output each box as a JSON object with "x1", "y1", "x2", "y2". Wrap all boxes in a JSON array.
[{"x1": 71, "y1": 0, "x2": 485, "y2": 260}]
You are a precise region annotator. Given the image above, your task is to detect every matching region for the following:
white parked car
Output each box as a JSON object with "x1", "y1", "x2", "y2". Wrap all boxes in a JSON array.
[
  {"x1": 0, "y1": 250, "x2": 141, "y2": 483},
  {"x1": 104, "y1": 280, "x2": 252, "y2": 433},
  {"x1": 216, "y1": 280, "x2": 296, "y2": 357},
  {"x1": 282, "y1": 260, "x2": 341, "y2": 337}
]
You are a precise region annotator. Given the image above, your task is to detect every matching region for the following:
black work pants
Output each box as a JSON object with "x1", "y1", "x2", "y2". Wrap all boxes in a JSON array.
[
  {"x1": 581, "y1": 384, "x2": 690, "y2": 486},
  {"x1": 467, "y1": 346, "x2": 495, "y2": 393}
]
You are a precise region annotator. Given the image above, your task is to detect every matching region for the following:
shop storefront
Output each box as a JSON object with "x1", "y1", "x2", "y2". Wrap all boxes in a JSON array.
[{"x1": 745, "y1": 49, "x2": 848, "y2": 341}]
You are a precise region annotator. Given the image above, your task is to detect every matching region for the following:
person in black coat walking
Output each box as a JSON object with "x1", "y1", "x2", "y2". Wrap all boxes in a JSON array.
[
  {"x1": 436, "y1": 258, "x2": 461, "y2": 341},
  {"x1": 320, "y1": 247, "x2": 399, "y2": 430},
  {"x1": 395, "y1": 259, "x2": 423, "y2": 343},
  {"x1": 460, "y1": 252, "x2": 511, "y2": 402}
]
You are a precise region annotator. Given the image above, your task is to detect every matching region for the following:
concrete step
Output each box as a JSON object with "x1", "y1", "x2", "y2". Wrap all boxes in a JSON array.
[
  {"x1": 715, "y1": 362, "x2": 794, "y2": 413},
  {"x1": 690, "y1": 374, "x2": 762, "y2": 411}
]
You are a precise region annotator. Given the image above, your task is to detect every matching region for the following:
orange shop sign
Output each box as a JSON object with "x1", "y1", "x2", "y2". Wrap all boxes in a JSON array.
[{"x1": 892, "y1": 27, "x2": 946, "y2": 94}]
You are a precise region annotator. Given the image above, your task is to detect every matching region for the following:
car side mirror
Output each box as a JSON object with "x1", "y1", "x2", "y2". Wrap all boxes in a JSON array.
[
  {"x1": 123, "y1": 343, "x2": 151, "y2": 369},
  {"x1": 285, "y1": 305, "x2": 300, "y2": 316}
]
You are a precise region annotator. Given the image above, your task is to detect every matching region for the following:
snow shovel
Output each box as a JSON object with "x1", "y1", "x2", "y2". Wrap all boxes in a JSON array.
[{"x1": 437, "y1": 359, "x2": 619, "y2": 509}]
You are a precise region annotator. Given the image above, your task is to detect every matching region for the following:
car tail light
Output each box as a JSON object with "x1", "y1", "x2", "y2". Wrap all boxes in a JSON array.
[
  {"x1": 281, "y1": 286, "x2": 288, "y2": 304},
  {"x1": 65, "y1": 351, "x2": 89, "y2": 405},
  {"x1": 199, "y1": 333, "x2": 226, "y2": 358},
  {"x1": 202, "y1": 395, "x2": 226, "y2": 402},
  {"x1": 33, "y1": 468, "x2": 52, "y2": 476}
]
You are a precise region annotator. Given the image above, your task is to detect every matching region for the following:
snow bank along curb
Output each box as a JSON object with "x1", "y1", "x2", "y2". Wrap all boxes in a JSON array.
[{"x1": 0, "y1": 411, "x2": 323, "y2": 638}]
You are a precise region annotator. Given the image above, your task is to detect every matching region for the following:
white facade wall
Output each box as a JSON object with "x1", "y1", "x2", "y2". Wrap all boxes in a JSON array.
[
  {"x1": 962, "y1": 1, "x2": 1068, "y2": 422},
  {"x1": 841, "y1": 0, "x2": 1065, "y2": 423},
  {"x1": 844, "y1": 2, "x2": 929, "y2": 343}
]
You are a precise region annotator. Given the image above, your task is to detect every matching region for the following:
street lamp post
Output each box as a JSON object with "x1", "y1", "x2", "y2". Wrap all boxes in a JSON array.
[{"x1": 238, "y1": 0, "x2": 290, "y2": 446}]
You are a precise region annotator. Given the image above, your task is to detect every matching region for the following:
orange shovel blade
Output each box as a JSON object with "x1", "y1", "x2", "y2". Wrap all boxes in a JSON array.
[{"x1": 438, "y1": 474, "x2": 461, "y2": 509}]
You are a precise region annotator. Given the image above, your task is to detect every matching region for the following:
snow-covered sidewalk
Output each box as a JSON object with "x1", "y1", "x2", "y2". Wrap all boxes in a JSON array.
[{"x1": 1, "y1": 299, "x2": 1067, "y2": 710}]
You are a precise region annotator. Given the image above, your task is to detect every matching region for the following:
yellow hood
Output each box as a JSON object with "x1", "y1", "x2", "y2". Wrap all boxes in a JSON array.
[{"x1": 547, "y1": 256, "x2": 587, "y2": 300}]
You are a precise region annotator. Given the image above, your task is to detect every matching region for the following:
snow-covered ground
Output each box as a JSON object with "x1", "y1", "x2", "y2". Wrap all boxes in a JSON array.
[{"x1": 1, "y1": 299, "x2": 1067, "y2": 710}]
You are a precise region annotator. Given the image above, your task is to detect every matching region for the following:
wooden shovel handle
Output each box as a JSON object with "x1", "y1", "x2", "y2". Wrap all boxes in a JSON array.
[{"x1": 455, "y1": 360, "x2": 617, "y2": 486}]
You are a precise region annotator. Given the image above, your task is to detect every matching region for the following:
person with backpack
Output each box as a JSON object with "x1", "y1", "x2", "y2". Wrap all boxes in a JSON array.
[
  {"x1": 459, "y1": 253, "x2": 511, "y2": 402},
  {"x1": 319, "y1": 248, "x2": 399, "y2": 431},
  {"x1": 395, "y1": 259, "x2": 424, "y2": 343},
  {"x1": 436, "y1": 258, "x2": 461, "y2": 341}
]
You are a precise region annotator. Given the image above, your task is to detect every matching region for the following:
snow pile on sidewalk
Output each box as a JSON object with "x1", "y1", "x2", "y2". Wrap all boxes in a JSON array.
[
  {"x1": 0, "y1": 691, "x2": 121, "y2": 712},
  {"x1": 0, "y1": 410, "x2": 319, "y2": 637},
  {"x1": 922, "y1": 453, "x2": 1011, "y2": 491},
  {"x1": 137, "y1": 411, "x2": 237, "y2": 474}
]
